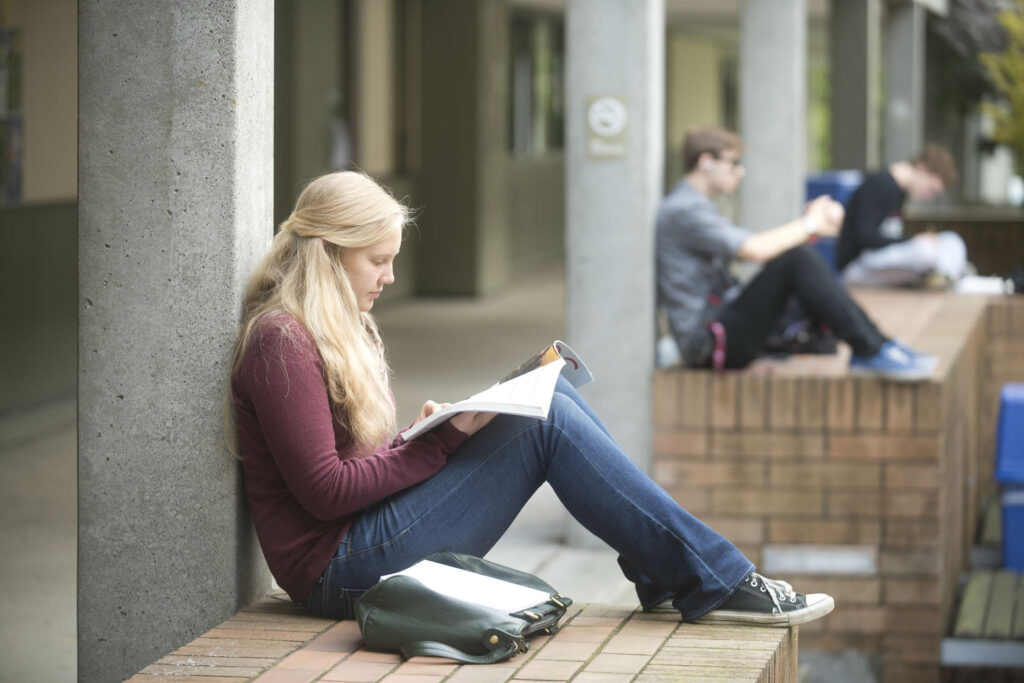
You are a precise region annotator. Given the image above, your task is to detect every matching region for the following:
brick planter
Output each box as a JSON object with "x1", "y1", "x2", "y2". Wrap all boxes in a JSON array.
[{"x1": 652, "y1": 292, "x2": 1024, "y2": 683}]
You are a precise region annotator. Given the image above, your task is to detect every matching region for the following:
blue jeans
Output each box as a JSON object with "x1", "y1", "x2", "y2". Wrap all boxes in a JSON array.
[{"x1": 303, "y1": 377, "x2": 752, "y2": 620}]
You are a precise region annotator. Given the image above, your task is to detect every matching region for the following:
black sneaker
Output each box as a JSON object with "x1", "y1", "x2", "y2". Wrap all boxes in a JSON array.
[{"x1": 694, "y1": 571, "x2": 834, "y2": 627}]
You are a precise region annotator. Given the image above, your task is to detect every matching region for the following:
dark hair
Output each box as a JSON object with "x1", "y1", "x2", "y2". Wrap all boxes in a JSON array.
[
  {"x1": 912, "y1": 143, "x2": 958, "y2": 188},
  {"x1": 682, "y1": 126, "x2": 744, "y2": 173}
]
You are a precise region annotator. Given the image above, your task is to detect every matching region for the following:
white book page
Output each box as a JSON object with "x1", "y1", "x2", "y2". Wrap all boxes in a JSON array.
[
  {"x1": 381, "y1": 560, "x2": 551, "y2": 613},
  {"x1": 401, "y1": 359, "x2": 565, "y2": 441},
  {"x1": 464, "y1": 358, "x2": 564, "y2": 408}
]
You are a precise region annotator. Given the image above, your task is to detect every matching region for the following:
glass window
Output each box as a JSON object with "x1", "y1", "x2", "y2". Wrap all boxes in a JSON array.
[{"x1": 509, "y1": 11, "x2": 564, "y2": 157}]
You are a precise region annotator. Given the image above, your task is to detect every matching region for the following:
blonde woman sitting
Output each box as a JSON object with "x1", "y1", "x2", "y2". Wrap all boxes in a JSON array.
[{"x1": 228, "y1": 171, "x2": 834, "y2": 626}]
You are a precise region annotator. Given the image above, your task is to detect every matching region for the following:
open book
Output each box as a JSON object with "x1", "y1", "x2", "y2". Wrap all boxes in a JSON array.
[{"x1": 400, "y1": 340, "x2": 593, "y2": 441}]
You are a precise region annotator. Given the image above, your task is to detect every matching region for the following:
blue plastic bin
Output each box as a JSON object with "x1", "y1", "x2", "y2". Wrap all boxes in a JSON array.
[
  {"x1": 805, "y1": 170, "x2": 864, "y2": 271},
  {"x1": 995, "y1": 383, "x2": 1024, "y2": 571}
]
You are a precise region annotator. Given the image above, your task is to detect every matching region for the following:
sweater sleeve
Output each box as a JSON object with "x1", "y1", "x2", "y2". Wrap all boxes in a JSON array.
[{"x1": 240, "y1": 318, "x2": 470, "y2": 522}]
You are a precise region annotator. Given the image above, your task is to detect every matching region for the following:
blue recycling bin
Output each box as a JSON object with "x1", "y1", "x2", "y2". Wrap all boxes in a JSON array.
[
  {"x1": 805, "y1": 170, "x2": 864, "y2": 271},
  {"x1": 995, "y1": 383, "x2": 1024, "y2": 571}
]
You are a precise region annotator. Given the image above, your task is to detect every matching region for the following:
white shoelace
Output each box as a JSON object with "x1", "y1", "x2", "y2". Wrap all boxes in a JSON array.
[{"x1": 750, "y1": 572, "x2": 797, "y2": 614}]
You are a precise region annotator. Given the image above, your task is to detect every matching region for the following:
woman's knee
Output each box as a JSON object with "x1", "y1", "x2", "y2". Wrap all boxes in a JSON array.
[{"x1": 548, "y1": 392, "x2": 582, "y2": 422}]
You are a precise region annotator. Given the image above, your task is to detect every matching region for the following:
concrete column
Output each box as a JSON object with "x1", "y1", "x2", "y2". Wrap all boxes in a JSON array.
[
  {"x1": 418, "y1": 0, "x2": 510, "y2": 295},
  {"x1": 739, "y1": 0, "x2": 807, "y2": 230},
  {"x1": 883, "y1": 0, "x2": 926, "y2": 164},
  {"x1": 830, "y1": 0, "x2": 881, "y2": 170},
  {"x1": 78, "y1": 2, "x2": 273, "y2": 680},
  {"x1": 565, "y1": 0, "x2": 663, "y2": 542}
]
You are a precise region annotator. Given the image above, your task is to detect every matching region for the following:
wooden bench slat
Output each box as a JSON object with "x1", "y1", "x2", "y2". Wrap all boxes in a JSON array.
[
  {"x1": 126, "y1": 676, "x2": 249, "y2": 683},
  {"x1": 984, "y1": 571, "x2": 1019, "y2": 639},
  {"x1": 981, "y1": 498, "x2": 1003, "y2": 546},
  {"x1": 1014, "y1": 573, "x2": 1024, "y2": 640},
  {"x1": 954, "y1": 570, "x2": 993, "y2": 637},
  {"x1": 131, "y1": 599, "x2": 798, "y2": 681},
  {"x1": 158, "y1": 655, "x2": 279, "y2": 668},
  {"x1": 142, "y1": 663, "x2": 265, "y2": 678}
]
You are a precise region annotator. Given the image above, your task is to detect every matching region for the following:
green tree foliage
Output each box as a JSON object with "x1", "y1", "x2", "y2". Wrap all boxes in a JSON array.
[{"x1": 980, "y1": 0, "x2": 1024, "y2": 173}]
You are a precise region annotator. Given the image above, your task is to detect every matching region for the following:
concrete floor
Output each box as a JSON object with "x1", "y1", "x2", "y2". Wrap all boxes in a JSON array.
[{"x1": 0, "y1": 397, "x2": 78, "y2": 683}]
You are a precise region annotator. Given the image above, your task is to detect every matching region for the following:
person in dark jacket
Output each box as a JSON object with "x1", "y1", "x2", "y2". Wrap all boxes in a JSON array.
[{"x1": 838, "y1": 144, "x2": 965, "y2": 288}]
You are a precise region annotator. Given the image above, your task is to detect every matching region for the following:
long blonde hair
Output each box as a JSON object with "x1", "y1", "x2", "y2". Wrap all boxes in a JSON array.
[{"x1": 230, "y1": 171, "x2": 406, "y2": 449}]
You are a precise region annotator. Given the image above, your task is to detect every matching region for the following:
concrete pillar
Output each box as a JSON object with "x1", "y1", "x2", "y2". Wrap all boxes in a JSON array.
[
  {"x1": 565, "y1": 0, "x2": 663, "y2": 543},
  {"x1": 739, "y1": 0, "x2": 807, "y2": 230},
  {"x1": 883, "y1": 1, "x2": 926, "y2": 164},
  {"x1": 418, "y1": 0, "x2": 510, "y2": 295},
  {"x1": 830, "y1": 0, "x2": 881, "y2": 170},
  {"x1": 78, "y1": 2, "x2": 273, "y2": 680}
]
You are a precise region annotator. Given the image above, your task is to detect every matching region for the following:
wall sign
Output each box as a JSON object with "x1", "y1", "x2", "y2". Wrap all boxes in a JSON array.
[{"x1": 586, "y1": 95, "x2": 628, "y2": 160}]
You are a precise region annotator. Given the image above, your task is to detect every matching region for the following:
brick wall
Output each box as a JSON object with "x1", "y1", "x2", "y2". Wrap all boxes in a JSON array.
[{"x1": 652, "y1": 294, "x2": 1024, "y2": 683}]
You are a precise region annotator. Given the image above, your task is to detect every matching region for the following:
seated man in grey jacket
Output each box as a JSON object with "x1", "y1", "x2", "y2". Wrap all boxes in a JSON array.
[{"x1": 657, "y1": 126, "x2": 934, "y2": 381}]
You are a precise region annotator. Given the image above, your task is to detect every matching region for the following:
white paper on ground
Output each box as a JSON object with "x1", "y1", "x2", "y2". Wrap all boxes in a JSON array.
[
  {"x1": 381, "y1": 560, "x2": 551, "y2": 613},
  {"x1": 955, "y1": 275, "x2": 1011, "y2": 295}
]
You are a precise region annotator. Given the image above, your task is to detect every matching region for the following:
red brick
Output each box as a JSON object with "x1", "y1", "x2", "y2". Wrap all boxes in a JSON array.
[
  {"x1": 988, "y1": 356, "x2": 1024, "y2": 377},
  {"x1": 710, "y1": 488, "x2": 824, "y2": 516},
  {"x1": 698, "y1": 516, "x2": 764, "y2": 544},
  {"x1": 678, "y1": 372, "x2": 709, "y2": 428},
  {"x1": 769, "y1": 378, "x2": 799, "y2": 429},
  {"x1": 652, "y1": 428, "x2": 708, "y2": 458},
  {"x1": 792, "y1": 577, "x2": 881, "y2": 604},
  {"x1": 733, "y1": 543, "x2": 761, "y2": 568},
  {"x1": 768, "y1": 519, "x2": 881, "y2": 544},
  {"x1": 881, "y1": 663, "x2": 940, "y2": 683},
  {"x1": 883, "y1": 464, "x2": 940, "y2": 489},
  {"x1": 987, "y1": 300, "x2": 1012, "y2": 336},
  {"x1": 914, "y1": 385, "x2": 942, "y2": 433},
  {"x1": 1010, "y1": 298, "x2": 1024, "y2": 332},
  {"x1": 882, "y1": 578, "x2": 940, "y2": 605},
  {"x1": 884, "y1": 606, "x2": 943, "y2": 635},
  {"x1": 828, "y1": 378, "x2": 856, "y2": 430},
  {"x1": 710, "y1": 431, "x2": 825, "y2": 459},
  {"x1": 878, "y1": 549, "x2": 940, "y2": 576},
  {"x1": 883, "y1": 520, "x2": 939, "y2": 548},
  {"x1": 885, "y1": 384, "x2": 915, "y2": 433},
  {"x1": 709, "y1": 374, "x2": 739, "y2": 429},
  {"x1": 305, "y1": 621, "x2": 361, "y2": 653},
  {"x1": 532, "y1": 639, "x2": 601, "y2": 661},
  {"x1": 769, "y1": 462, "x2": 880, "y2": 488},
  {"x1": 515, "y1": 658, "x2": 582, "y2": 680},
  {"x1": 823, "y1": 606, "x2": 886, "y2": 634},
  {"x1": 883, "y1": 490, "x2": 938, "y2": 518},
  {"x1": 829, "y1": 434, "x2": 940, "y2": 460},
  {"x1": 652, "y1": 372, "x2": 679, "y2": 428},
  {"x1": 656, "y1": 460, "x2": 766, "y2": 487},
  {"x1": 322, "y1": 657, "x2": 398, "y2": 682},
  {"x1": 882, "y1": 635, "x2": 940, "y2": 664},
  {"x1": 827, "y1": 490, "x2": 882, "y2": 517},
  {"x1": 738, "y1": 375, "x2": 769, "y2": 429},
  {"x1": 664, "y1": 485, "x2": 711, "y2": 514},
  {"x1": 799, "y1": 378, "x2": 827, "y2": 429},
  {"x1": 800, "y1": 633, "x2": 880, "y2": 655},
  {"x1": 856, "y1": 380, "x2": 886, "y2": 431}
]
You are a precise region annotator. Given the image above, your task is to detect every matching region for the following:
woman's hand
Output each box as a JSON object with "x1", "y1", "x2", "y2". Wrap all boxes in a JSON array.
[
  {"x1": 449, "y1": 411, "x2": 497, "y2": 437},
  {"x1": 415, "y1": 400, "x2": 451, "y2": 424}
]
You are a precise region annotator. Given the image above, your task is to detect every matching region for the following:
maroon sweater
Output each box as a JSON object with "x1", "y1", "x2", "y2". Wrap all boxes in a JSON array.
[{"x1": 231, "y1": 313, "x2": 469, "y2": 602}]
